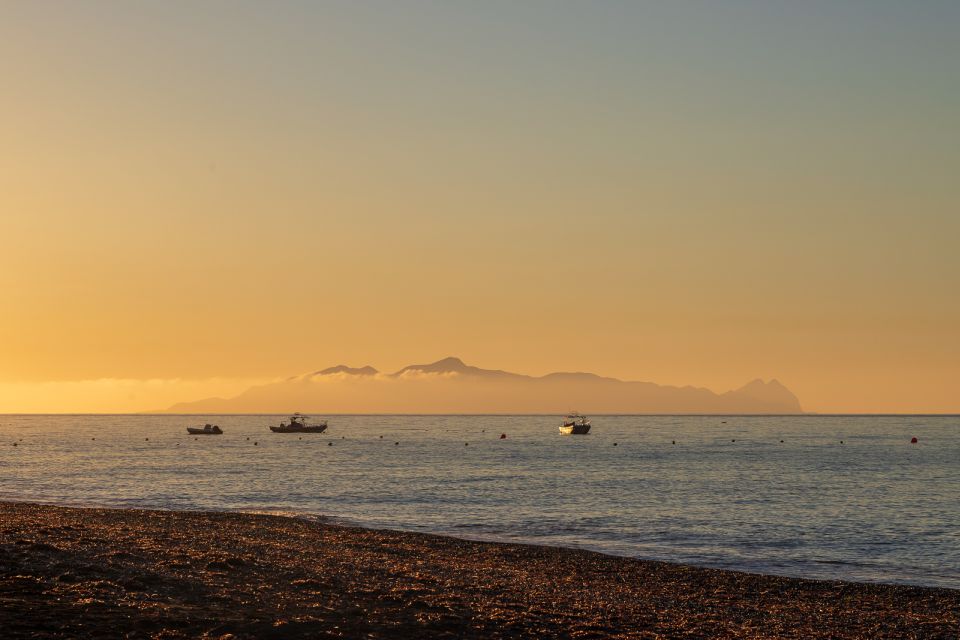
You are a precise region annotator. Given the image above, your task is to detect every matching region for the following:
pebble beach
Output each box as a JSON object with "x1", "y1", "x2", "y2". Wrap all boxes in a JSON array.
[{"x1": 2, "y1": 502, "x2": 957, "y2": 639}]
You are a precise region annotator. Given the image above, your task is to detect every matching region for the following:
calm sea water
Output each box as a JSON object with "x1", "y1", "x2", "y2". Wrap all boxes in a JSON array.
[{"x1": 1, "y1": 415, "x2": 957, "y2": 589}]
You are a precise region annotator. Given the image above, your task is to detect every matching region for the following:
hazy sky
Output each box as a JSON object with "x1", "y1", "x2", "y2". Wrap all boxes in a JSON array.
[{"x1": 1, "y1": 1, "x2": 958, "y2": 412}]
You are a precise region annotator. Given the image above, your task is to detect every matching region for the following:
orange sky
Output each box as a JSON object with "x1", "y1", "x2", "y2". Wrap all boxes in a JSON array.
[{"x1": 1, "y1": 2, "x2": 957, "y2": 413}]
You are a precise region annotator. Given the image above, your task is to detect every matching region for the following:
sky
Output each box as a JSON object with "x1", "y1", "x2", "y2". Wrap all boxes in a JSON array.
[{"x1": 1, "y1": 1, "x2": 958, "y2": 413}]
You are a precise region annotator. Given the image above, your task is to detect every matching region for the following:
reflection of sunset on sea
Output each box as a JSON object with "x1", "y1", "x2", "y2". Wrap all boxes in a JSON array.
[{"x1": 1, "y1": 3, "x2": 957, "y2": 414}]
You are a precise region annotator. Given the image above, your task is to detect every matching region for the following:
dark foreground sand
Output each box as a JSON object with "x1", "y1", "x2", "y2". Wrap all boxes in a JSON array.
[{"x1": 1, "y1": 503, "x2": 957, "y2": 639}]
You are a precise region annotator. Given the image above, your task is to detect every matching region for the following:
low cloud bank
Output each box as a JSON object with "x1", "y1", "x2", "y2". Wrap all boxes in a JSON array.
[{"x1": 0, "y1": 377, "x2": 272, "y2": 413}]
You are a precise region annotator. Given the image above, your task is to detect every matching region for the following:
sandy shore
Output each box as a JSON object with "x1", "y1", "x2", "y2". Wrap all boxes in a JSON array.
[{"x1": 1, "y1": 502, "x2": 957, "y2": 639}]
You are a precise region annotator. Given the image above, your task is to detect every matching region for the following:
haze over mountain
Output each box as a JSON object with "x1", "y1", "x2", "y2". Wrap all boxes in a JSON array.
[{"x1": 162, "y1": 357, "x2": 803, "y2": 414}]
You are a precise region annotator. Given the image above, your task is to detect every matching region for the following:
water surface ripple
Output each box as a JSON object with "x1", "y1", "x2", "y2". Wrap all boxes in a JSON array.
[{"x1": 1, "y1": 415, "x2": 957, "y2": 589}]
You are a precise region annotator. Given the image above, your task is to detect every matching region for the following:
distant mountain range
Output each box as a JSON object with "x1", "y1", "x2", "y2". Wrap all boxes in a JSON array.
[{"x1": 160, "y1": 357, "x2": 803, "y2": 414}]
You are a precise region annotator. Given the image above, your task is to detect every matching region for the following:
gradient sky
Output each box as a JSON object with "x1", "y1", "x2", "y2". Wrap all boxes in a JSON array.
[{"x1": 1, "y1": 1, "x2": 958, "y2": 413}]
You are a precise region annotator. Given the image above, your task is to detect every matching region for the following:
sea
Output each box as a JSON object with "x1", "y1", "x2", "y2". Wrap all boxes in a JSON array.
[{"x1": 1, "y1": 414, "x2": 957, "y2": 589}]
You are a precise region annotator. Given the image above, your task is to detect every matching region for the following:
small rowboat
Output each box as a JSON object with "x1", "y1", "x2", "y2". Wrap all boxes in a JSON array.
[{"x1": 187, "y1": 424, "x2": 223, "y2": 435}]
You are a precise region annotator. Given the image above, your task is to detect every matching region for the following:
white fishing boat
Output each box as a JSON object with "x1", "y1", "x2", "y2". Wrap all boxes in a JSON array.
[{"x1": 559, "y1": 413, "x2": 591, "y2": 435}]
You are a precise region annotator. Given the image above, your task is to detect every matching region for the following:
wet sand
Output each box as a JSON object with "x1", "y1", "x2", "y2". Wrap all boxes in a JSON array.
[{"x1": 1, "y1": 502, "x2": 957, "y2": 638}]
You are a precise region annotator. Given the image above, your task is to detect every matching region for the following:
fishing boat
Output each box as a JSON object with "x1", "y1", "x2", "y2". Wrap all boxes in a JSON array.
[
  {"x1": 559, "y1": 413, "x2": 591, "y2": 435},
  {"x1": 269, "y1": 413, "x2": 328, "y2": 434},
  {"x1": 187, "y1": 424, "x2": 223, "y2": 435}
]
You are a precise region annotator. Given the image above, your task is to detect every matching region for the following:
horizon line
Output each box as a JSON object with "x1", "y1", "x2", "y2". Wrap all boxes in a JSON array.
[{"x1": 2, "y1": 412, "x2": 958, "y2": 418}]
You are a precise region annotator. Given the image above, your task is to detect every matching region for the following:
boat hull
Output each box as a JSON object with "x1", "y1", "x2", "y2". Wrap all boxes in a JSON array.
[
  {"x1": 559, "y1": 424, "x2": 591, "y2": 435},
  {"x1": 269, "y1": 425, "x2": 328, "y2": 434},
  {"x1": 187, "y1": 427, "x2": 222, "y2": 435}
]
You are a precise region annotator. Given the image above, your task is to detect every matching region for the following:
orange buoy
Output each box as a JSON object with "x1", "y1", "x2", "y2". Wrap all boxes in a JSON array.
[{"x1": 911, "y1": 437, "x2": 918, "y2": 444}]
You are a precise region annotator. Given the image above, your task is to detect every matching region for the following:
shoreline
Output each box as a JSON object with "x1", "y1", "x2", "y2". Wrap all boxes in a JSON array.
[
  {"x1": 6, "y1": 497, "x2": 952, "y2": 591},
  {"x1": 2, "y1": 502, "x2": 957, "y2": 638}
]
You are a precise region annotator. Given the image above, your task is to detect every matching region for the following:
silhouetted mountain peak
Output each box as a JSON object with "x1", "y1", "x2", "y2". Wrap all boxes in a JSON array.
[
  {"x1": 163, "y1": 359, "x2": 804, "y2": 414},
  {"x1": 313, "y1": 365, "x2": 378, "y2": 376},
  {"x1": 725, "y1": 378, "x2": 802, "y2": 412},
  {"x1": 431, "y1": 356, "x2": 468, "y2": 370},
  {"x1": 392, "y1": 356, "x2": 525, "y2": 379}
]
